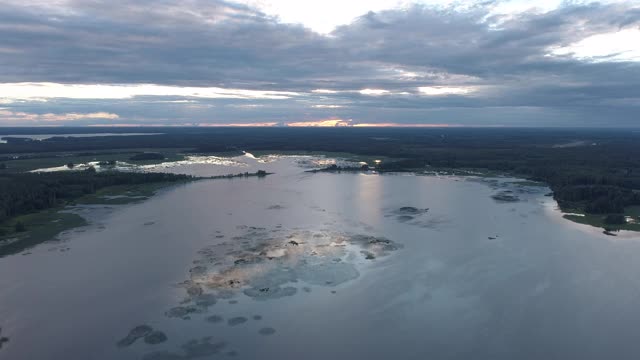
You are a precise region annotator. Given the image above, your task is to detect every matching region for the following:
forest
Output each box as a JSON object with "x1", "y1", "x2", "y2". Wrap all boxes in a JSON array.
[{"x1": 0, "y1": 169, "x2": 191, "y2": 226}]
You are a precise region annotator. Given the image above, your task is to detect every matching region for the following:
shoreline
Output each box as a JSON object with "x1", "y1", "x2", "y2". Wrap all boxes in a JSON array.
[
  {"x1": 542, "y1": 198, "x2": 640, "y2": 240},
  {"x1": 2, "y1": 150, "x2": 638, "y2": 258},
  {"x1": 305, "y1": 160, "x2": 640, "y2": 234},
  {"x1": 0, "y1": 170, "x2": 272, "y2": 256}
]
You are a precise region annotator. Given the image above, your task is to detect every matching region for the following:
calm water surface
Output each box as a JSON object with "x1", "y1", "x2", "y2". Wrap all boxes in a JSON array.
[{"x1": 1, "y1": 154, "x2": 640, "y2": 360}]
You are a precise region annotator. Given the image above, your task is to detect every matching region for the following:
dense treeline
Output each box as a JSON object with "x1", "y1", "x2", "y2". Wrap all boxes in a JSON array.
[
  {"x1": 0, "y1": 170, "x2": 191, "y2": 224},
  {"x1": 374, "y1": 144, "x2": 640, "y2": 214},
  {"x1": 2, "y1": 127, "x2": 640, "y2": 215},
  {"x1": 129, "y1": 152, "x2": 166, "y2": 161},
  {"x1": 0, "y1": 127, "x2": 625, "y2": 154}
]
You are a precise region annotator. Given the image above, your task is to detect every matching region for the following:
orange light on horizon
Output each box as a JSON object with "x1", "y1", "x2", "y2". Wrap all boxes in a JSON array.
[
  {"x1": 196, "y1": 122, "x2": 279, "y2": 127},
  {"x1": 87, "y1": 123, "x2": 193, "y2": 127},
  {"x1": 286, "y1": 119, "x2": 351, "y2": 127},
  {"x1": 352, "y1": 123, "x2": 461, "y2": 128}
]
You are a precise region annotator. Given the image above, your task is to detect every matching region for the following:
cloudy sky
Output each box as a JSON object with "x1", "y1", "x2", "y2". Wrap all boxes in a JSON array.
[{"x1": 0, "y1": 0, "x2": 639, "y2": 127}]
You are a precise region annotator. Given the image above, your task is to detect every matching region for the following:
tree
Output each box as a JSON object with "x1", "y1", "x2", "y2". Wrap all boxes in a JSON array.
[
  {"x1": 604, "y1": 214, "x2": 626, "y2": 225},
  {"x1": 129, "y1": 153, "x2": 165, "y2": 161},
  {"x1": 14, "y1": 221, "x2": 26, "y2": 232}
]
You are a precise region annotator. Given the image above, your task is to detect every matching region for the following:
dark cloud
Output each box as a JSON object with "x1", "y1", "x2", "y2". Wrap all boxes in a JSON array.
[{"x1": 0, "y1": 0, "x2": 639, "y2": 126}]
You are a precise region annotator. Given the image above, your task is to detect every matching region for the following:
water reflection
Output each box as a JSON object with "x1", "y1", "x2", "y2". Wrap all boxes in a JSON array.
[
  {"x1": 354, "y1": 174, "x2": 383, "y2": 225},
  {"x1": 1, "y1": 155, "x2": 640, "y2": 360}
]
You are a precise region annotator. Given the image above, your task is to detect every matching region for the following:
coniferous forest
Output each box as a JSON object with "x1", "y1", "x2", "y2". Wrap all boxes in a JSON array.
[{"x1": 0, "y1": 170, "x2": 191, "y2": 225}]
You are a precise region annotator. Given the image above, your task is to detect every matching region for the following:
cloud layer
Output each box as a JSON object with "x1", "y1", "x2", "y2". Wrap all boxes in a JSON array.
[{"x1": 0, "y1": 0, "x2": 639, "y2": 126}]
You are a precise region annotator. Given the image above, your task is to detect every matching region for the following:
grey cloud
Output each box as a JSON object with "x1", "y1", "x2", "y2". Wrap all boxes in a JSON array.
[{"x1": 0, "y1": 1, "x2": 639, "y2": 126}]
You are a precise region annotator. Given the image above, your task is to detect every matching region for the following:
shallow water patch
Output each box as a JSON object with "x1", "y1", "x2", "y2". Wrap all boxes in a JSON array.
[{"x1": 179, "y1": 227, "x2": 402, "y2": 308}]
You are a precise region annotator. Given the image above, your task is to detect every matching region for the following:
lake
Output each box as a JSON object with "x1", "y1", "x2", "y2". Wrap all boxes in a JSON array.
[{"x1": 1, "y1": 153, "x2": 640, "y2": 360}]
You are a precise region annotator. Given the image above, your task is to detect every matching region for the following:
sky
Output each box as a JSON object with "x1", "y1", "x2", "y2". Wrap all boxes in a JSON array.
[{"x1": 0, "y1": 0, "x2": 639, "y2": 127}]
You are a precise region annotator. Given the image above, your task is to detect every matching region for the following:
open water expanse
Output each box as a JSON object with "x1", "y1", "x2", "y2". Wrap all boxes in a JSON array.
[{"x1": 2, "y1": 153, "x2": 640, "y2": 360}]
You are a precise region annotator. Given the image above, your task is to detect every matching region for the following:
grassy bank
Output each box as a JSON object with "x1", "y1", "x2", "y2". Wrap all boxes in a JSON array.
[
  {"x1": 0, "y1": 210, "x2": 87, "y2": 257},
  {"x1": 74, "y1": 181, "x2": 190, "y2": 205},
  {"x1": 564, "y1": 213, "x2": 640, "y2": 233}
]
